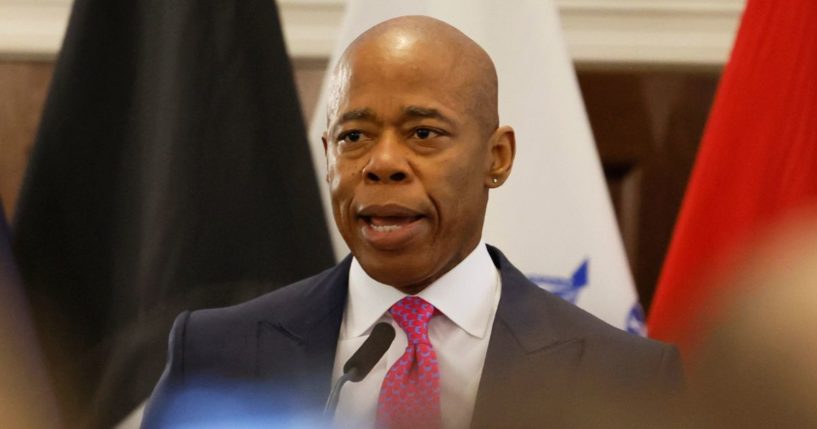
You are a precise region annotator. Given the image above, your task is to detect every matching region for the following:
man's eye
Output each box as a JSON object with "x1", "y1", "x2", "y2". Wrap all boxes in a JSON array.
[
  {"x1": 414, "y1": 128, "x2": 436, "y2": 139},
  {"x1": 339, "y1": 131, "x2": 362, "y2": 143}
]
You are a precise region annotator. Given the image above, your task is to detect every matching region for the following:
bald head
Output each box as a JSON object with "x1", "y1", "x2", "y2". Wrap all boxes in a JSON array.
[{"x1": 327, "y1": 16, "x2": 499, "y2": 136}]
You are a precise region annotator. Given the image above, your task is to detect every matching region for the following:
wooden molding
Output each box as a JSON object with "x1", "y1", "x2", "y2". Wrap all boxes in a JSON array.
[
  {"x1": 560, "y1": 0, "x2": 744, "y2": 66},
  {"x1": 0, "y1": 0, "x2": 72, "y2": 60},
  {"x1": 0, "y1": 0, "x2": 744, "y2": 65}
]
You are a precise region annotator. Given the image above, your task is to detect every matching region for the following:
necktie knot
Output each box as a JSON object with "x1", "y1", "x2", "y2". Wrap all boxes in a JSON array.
[{"x1": 389, "y1": 296, "x2": 435, "y2": 345}]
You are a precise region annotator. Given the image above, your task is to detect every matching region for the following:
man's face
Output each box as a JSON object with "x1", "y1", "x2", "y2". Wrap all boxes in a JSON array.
[{"x1": 323, "y1": 40, "x2": 496, "y2": 292}]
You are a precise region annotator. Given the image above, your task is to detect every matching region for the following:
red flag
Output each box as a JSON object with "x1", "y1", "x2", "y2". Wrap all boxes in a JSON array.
[{"x1": 648, "y1": 0, "x2": 817, "y2": 358}]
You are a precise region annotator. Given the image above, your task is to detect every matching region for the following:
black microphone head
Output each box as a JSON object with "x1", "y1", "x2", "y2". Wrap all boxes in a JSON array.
[{"x1": 343, "y1": 322, "x2": 396, "y2": 382}]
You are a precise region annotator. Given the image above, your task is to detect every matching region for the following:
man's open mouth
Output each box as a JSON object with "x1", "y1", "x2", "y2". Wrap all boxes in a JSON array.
[
  {"x1": 356, "y1": 205, "x2": 428, "y2": 249},
  {"x1": 361, "y1": 215, "x2": 424, "y2": 233}
]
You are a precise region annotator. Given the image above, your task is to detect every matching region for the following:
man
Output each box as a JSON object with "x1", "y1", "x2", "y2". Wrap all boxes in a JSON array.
[{"x1": 143, "y1": 16, "x2": 682, "y2": 428}]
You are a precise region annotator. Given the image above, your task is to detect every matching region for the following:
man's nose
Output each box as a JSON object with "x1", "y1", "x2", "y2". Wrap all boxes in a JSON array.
[{"x1": 362, "y1": 133, "x2": 411, "y2": 184}]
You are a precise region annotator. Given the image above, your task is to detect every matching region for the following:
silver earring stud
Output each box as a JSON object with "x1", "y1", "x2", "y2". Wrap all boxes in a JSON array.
[{"x1": 491, "y1": 177, "x2": 499, "y2": 184}]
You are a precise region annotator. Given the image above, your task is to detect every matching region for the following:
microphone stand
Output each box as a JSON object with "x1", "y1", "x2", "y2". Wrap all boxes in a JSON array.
[{"x1": 324, "y1": 369, "x2": 359, "y2": 416}]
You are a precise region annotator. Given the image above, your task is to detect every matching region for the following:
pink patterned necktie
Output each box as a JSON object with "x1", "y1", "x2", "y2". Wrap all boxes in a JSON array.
[{"x1": 376, "y1": 296, "x2": 441, "y2": 429}]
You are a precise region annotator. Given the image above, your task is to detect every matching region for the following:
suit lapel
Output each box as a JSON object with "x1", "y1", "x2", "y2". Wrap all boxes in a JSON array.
[
  {"x1": 472, "y1": 246, "x2": 586, "y2": 428},
  {"x1": 256, "y1": 256, "x2": 352, "y2": 411}
]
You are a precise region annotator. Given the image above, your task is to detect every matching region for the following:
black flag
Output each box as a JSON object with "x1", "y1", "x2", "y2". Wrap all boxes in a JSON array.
[{"x1": 12, "y1": 0, "x2": 334, "y2": 427}]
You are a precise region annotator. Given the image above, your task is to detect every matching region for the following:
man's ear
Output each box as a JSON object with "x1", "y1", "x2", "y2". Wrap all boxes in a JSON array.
[{"x1": 485, "y1": 125, "x2": 515, "y2": 187}]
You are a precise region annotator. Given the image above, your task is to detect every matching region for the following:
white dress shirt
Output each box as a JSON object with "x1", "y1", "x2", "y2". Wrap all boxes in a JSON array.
[{"x1": 331, "y1": 242, "x2": 501, "y2": 429}]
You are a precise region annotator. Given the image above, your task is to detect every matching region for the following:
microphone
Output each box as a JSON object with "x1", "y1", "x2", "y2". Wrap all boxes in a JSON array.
[{"x1": 324, "y1": 322, "x2": 396, "y2": 416}]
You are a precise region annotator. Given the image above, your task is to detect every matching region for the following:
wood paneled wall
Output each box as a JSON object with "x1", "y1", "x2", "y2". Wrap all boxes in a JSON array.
[
  {"x1": 578, "y1": 69, "x2": 719, "y2": 309},
  {"x1": 0, "y1": 61, "x2": 53, "y2": 220}
]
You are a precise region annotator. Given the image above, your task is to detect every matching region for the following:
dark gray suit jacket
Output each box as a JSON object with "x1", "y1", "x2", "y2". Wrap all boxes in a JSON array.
[{"x1": 142, "y1": 246, "x2": 682, "y2": 428}]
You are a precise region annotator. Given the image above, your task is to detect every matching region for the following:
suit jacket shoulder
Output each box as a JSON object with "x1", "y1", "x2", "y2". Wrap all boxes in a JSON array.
[
  {"x1": 141, "y1": 258, "x2": 351, "y2": 427},
  {"x1": 473, "y1": 246, "x2": 683, "y2": 428},
  {"x1": 182, "y1": 261, "x2": 347, "y2": 374}
]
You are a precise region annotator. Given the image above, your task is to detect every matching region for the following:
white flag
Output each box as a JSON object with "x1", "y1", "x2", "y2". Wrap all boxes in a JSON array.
[{"x1": 307, "y1": 0, "x2": 645, "y2": 334}]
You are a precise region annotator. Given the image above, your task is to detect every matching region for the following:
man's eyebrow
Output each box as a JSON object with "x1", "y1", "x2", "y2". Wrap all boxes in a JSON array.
[
  {"x1": 338, "y1": 108, "x2": 377, "y2": 124},
  {"x1": 403, "y1": 106, "x2": 456, "y2": 126}
]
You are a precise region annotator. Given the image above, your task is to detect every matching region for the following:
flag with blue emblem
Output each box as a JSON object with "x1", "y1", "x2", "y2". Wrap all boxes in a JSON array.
[{"x1": 308, "y1": 0, "x2": 643, "y2": 334}]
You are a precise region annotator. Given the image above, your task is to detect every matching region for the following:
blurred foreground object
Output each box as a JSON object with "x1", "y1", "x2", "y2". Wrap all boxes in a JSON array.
[
  {"x1": 0, "y1": 203, "x2": 60, "y2": 428},
  {"x1": 11, "y1": 0, "x2": 333, "y2": 426},
  {"x1": 689, "y1": 210, "x2": 817, "y2": 428},
  {"x1": 650, "y1": 0, "x2": 817, "y2": 357}
]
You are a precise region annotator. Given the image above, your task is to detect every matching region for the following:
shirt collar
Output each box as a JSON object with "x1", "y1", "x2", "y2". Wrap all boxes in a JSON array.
[{"x1": 345, "y1": 241, "x2": 499, "y2": 339}]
